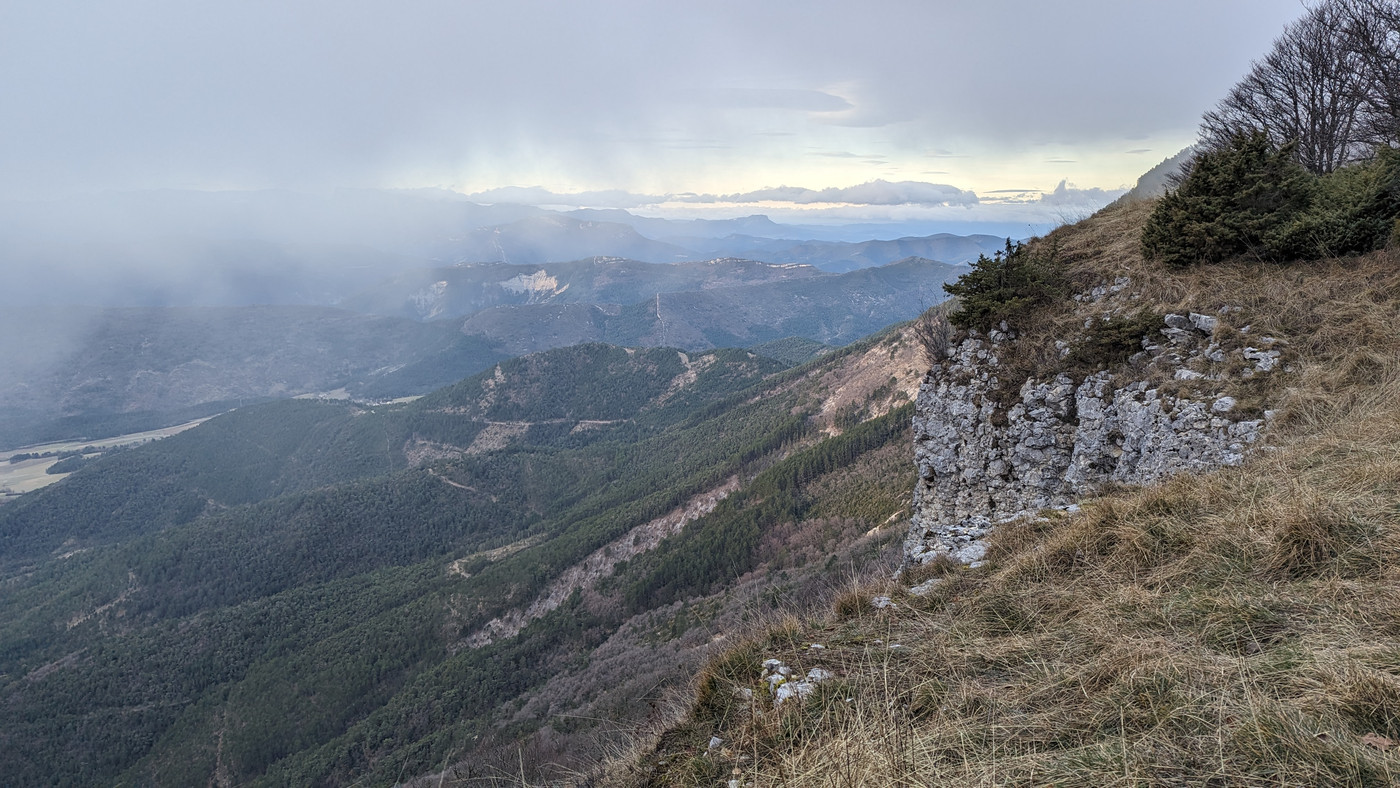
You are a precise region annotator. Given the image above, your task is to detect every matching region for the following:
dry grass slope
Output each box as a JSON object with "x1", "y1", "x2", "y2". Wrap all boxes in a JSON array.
[{"x1": 610, "y1": 204, "x2": 1400, "y2": 787}]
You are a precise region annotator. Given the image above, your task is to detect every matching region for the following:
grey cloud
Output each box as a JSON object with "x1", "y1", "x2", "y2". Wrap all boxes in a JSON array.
[
  {"x1": 691, "y1": 88, "x2": 853, "y2": 113},
  {"x1": 1038, "y1": 180, "x2": 1126, "y2": 206},
  {"x1": 464, "y1": 187, "x2": 665, "y2": 209},
  {"x1": 660, "y1": 142, "x2": 734, "y2": 150},
  {"x1": 472, "y1": 180, "x2": 984, "y2": 209},
  {"x1": 0, "y1": 0, "x2": 1310, "y2": 203},
  {"x1": 699, "y1": 180, "x2": 980, "y2": 207}
]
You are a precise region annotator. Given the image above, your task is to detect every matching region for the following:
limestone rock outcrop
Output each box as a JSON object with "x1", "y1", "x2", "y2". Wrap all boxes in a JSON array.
[{"x1": 906, "y1": 311, "x2": 1274, "y2": 566}]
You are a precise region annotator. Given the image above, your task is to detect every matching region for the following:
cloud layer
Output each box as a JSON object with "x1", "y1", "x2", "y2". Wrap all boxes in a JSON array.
[
  {"x1": 0, "y1": 0, "x2": 1302, "y2": 219},
  {"x1": 463, "y1": 178, "x2": 1125, "y2": 232},
  {"x1": 465, "y1": 179, "x2": 1125, "y2": 211},
  {"x1": 704, "y1": 181, "x2": 979, "y2": 207}
]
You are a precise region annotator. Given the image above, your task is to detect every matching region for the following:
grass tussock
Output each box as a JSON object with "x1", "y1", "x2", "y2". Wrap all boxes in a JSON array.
[{"x1": 606, "y1": 205, "x2": 1400, "y2": 787}]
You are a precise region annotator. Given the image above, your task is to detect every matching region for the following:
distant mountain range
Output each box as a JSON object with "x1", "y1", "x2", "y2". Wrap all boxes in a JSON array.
[
  {"x1": 0, "y1": 254, "x2": 964, "y2": 448},
  {"x1": 340, "y1": 256, "x2": 825, "y2": 321},
  {"x1": 0, "y1": 305, "x2": 503, "y2": 448},
  {"x1": 442, "y1": 212, "x2": 1007, "y2": 272},
  {"x1": 452, "y1": 256, "x2": 966, "y2": 353},
  {"x1": 1, "y1": 189, "x2": 1005, "y2": 307},
  {"x1": 730, "y1": 233, "x2": 1008, "y2": 272},
  {"x1": 0, "y1": 189, "x2": 986, "y2": 448},
  {"x1": 441, "y1": 214, "x2": 696, "y2": 266}
]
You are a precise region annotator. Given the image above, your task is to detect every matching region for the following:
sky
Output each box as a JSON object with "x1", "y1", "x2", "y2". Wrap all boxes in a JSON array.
[{"x1": 0, "y1": 0, "x2": 1307, "y2": 229}]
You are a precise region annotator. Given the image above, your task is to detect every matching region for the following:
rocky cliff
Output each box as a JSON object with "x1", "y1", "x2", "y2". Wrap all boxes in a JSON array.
[{"x1": 905, "y1": 300, "x2": 1282, "y2": 566}]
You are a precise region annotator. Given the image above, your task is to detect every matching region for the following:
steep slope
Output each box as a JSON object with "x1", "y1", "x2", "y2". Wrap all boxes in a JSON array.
[
  {"x1": 622, "y1": 202, "x2": 1400, "y2": 786},
  {"x1": 1111, "y1": 146, "x2": 1195, "y2": 205},
  {"x1": 0, "y1": 325, "x2": 931, "y2": 785}
]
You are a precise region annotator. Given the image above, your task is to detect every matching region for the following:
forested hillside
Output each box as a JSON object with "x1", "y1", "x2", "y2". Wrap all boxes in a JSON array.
[{"x1": 0, "y1": 325, "x2": 928, "y2": 785}]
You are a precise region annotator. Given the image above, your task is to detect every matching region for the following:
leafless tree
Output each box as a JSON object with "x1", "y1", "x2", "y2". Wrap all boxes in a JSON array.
[
  {"x1": 1202, "y1": 1, "x2": 1371, "y2": 174},
  {"x1": 914, "y1": 308, "x2": 953, "y2": 368},
  {"x1": 1339, "y1": 0, "x2": 1400, "y2": 148}
]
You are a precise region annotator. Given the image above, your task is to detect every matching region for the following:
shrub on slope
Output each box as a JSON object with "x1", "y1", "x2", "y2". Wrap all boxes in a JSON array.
[{"x1": 1143, "y1": 133, "x2": 1400, "y2": 267}]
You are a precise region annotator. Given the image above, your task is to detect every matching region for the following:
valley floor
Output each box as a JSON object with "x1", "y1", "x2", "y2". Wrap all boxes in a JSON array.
[{"x1": 0, "y1": 416, "x2": 210, "y2": 498}]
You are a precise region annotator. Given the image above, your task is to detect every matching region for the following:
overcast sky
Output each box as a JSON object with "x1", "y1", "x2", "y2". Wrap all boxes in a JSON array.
[{"x1": 1, "y1": 0, "x2": 1306, "y2": 227}]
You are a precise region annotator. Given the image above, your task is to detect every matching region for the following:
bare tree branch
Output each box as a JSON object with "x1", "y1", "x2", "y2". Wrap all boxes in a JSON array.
[
  {"x1": 1339, "y1": 0, "x2": 1400, "y2": 148},
  {"x1": 1202, "y1": 0, "x2": 1373, "y2": 173}
]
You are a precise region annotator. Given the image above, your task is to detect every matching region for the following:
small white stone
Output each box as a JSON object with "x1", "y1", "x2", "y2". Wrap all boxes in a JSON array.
[
  {"x1": 909, "y1": 578, "x2": 943, "y2": 596},
  {"x1": 775, "y1": 680, "x2": 816, "y2": 706},
  {"x1": 1188, "y1": 312, "x2": 1219, "y2": 333}
]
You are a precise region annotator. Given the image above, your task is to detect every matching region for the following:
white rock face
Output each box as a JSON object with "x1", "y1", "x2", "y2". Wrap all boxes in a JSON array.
[{"x1": 906, "y1": 328, "x2": 1267, "y2": 566}]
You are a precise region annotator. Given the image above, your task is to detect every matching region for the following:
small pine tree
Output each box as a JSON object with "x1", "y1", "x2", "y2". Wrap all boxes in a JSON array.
[
  {"x1": 1142, "y1": 131, "x2": 1315, "y2": 267},
  {"x1": 942, "y1": 239, "x2": 1061, "y2": 332},
  {"x1": 1271, "y1": 145, "x2": 1400, "y2": 259}
]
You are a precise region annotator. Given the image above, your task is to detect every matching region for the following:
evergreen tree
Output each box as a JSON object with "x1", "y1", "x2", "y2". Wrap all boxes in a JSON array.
[
  {"x1": 942, "y1": 240, "x2": 1061, "y2": 331},
  {"x1": 1141, "y1": 131, "x2": 1314, "y2": 267}
]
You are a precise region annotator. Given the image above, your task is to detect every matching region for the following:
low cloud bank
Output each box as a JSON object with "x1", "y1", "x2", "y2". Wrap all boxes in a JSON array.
[{"x1": 464, "y1": 178, "x2": 1125, "y2": 227}]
